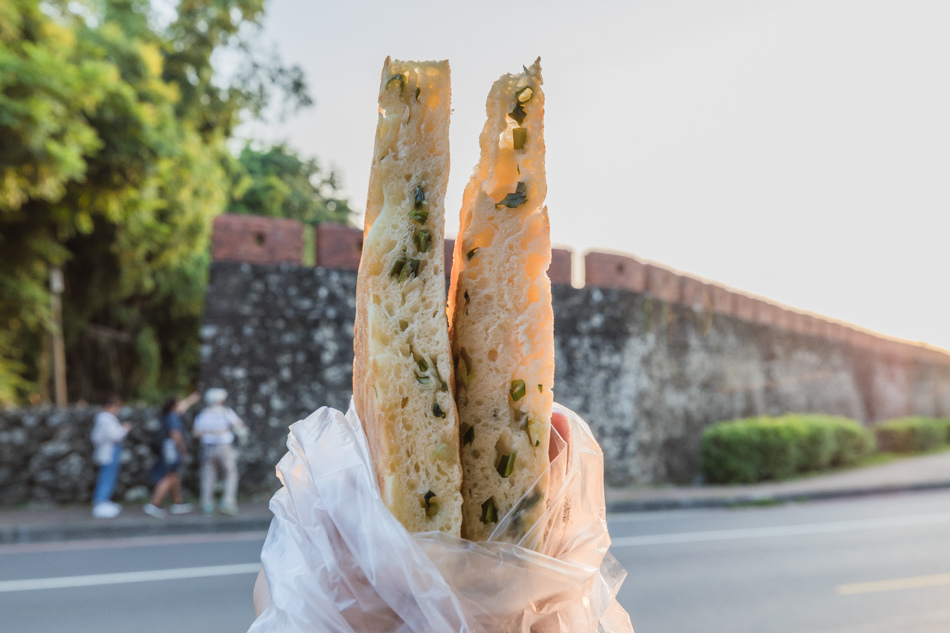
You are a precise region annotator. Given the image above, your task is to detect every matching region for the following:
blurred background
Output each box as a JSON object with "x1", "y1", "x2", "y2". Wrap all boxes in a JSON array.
[{"x1": 1, "y1": 1, "x2": 949, "y2": 632}]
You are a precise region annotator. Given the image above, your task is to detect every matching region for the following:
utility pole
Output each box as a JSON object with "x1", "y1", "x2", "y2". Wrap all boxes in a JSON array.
[{"x1": 50, "y1": 268, "x2": 67, "y2": 406}]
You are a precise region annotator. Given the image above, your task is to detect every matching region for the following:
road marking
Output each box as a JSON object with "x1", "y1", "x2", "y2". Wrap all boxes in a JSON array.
[
  {"x1": 0, "y1": 531, "x2": 268, "y2": 555},
  {"x1": 0, "y1": 563, "x2": 261, "y2": 593},
  {"x1": 610, "y1": 511, "x2": 950, "y2": 547},
  {"x1": 838, "y1": 572, "x2": 950, "y2": 595}
]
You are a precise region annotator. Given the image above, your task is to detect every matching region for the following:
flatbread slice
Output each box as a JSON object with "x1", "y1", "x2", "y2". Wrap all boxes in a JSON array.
[
  {"x1": 353, "y1": 58, "x2": 463, "y2": 535},
  {"x1": 448, "y1": 59, "x2": 554, "y2": 543}
]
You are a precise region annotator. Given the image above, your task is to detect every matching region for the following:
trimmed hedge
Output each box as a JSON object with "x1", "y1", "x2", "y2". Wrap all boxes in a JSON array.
[
  {"x1": 874, "y1": 417, "x2": 950, "y2": 453},
  {"x1": 701, "y1": 415, "x2": 875, "y2": 484}
]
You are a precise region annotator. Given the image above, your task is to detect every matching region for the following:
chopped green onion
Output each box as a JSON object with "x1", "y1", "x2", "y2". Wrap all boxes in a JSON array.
[
  {"x1": 508, "y1": 102, "x2": 526, "y2": 125},
  {"x1": 480, "y1": 496, "x2": 497, "y2": 524},
  {"x1": 399, "y1": 258, "x2": 422, "y2": 282},
  {"x1": 462, "y1": 424, "x2": 474, "y2": 445},
  {"x1": 386, "y1": 74, "x2": 407, "y2": 94},
  {"x1": 423, "y1": 490, "x2": 438, "y2": 518},
  {"x1": 417, "y1": 357, "x2": 428, "y2": 372},
  {"x1": 408, "y1": 208, "x2": 429, "y2": 224},
  {"x1": 414, "y1": 229, "x2": 432, "y2": 253},
  {"x1": 466, "y1": 247, "x2": 480, "y2": 261},
  {"x1": 527, "y1": 418, "x2": 543, "y2": 447},
  {"x1": 516, "y1": 86, "x2": 534, "y2": 103},
  {"x1": 512, "y1": 127, "x2": 527, "y2": 150},
  {"x1": 425, "y1": 356, "x2": 448, "y2": 392},
  {"x1": 432, "y1": 402, "x2": 447, "y2": 418},
  {"x1": 495, "y1": 181, "x2": 527, "y2": 208},
  {"x1": 456, "y1": 348, "x2": 473, "y2": 389},
  {"x1": 510, "y1": 379, "x2": 526, "y2": 402},
  {"x1": 497, "y1": 452, "x2": 516, "y2": 478},
  {"x1": 414, "y1": 185, "x2": 425, "y2": 209},
  {"x1": 416, "y1": 374, "x2": 431, "y2": 385},
  {"x1": 389, "y1": 259, "x2": 407, "y2": 278},
  {"x1": 538, "y1": 384, "x2": 543, "y2": 393}
]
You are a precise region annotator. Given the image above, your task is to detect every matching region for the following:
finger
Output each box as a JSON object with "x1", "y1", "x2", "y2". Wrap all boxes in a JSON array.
[{"x1": 549, "y1": 411, "x2": 571, "y2": 462}]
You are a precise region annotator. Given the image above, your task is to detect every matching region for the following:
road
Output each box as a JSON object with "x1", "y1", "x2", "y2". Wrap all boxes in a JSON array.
[
  {"x1": 0, "y1": 490, "x2": 948, "y2": 632},
  {"x1": 611, "y1": 489, "x2": 950, "y2": 633}
]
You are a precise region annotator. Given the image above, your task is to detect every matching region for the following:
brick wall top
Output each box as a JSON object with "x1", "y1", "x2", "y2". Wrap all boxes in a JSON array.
[
  {"x1": 315, "y1": 223, "x2": 363, "y2": 271},
  {"x1": 585, "y1": 251, "x2": 647, "y2": 292},
  {"x1": 211, "y1": 215, "x2": 304, "y2": 266},
  {"x1": 312, "y1": 222, "x2": 574, "y2": 283}
]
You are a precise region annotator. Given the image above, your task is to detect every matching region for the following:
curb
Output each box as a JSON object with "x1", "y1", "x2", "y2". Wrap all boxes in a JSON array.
[
  {"x1": 604, "y1": 480, "x2": 950, "y2": 513},
  {"x1": 0, "y1": 515, "x2": 273, "y2": 546},
  {"x1": 5, "y1": 482, "x2": 950, "y2": 545}
]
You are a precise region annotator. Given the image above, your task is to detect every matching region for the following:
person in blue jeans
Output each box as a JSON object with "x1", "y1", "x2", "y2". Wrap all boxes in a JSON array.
[{"x1": 91, "y1": 395, "x2": 132, "y2": 518}]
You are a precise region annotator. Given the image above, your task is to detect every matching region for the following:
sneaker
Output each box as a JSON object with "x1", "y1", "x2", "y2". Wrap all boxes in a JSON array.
[
  {"x1": 219, "y1": 504, "x2": 238, "y2": 516},
  {"x1": 143, "y1": 503, "x2": 166, "y2": 518},
  {"x1": 169, "y1": 503, "x2": 193, "y2": 515},
  {"x1": 92, "y1": 502, "x2": 121, "y2": 519},
  {"x1": 202, "y1": 504, "x2": 215, "y2": 516}
]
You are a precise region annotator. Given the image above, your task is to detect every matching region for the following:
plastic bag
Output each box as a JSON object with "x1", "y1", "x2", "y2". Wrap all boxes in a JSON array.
[{"x1": 248, "y1": 400, "x2": 634, "y2": 633}]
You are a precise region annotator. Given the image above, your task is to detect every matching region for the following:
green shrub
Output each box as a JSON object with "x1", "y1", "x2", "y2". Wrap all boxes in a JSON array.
[
  {"x1": 783, "y1": 416, "x2": 836, "y2": 472},
  {"x1": 701, "y1": 420, "x2": 764, "y2": 484},
  {"x1": 701, "y1": 414, "x2": 874, "y2": 484},
  {"x1": 755, "y1": 420, "x2": 800, "y2": 480},
  {"x1": 828, "y1": 418, "x2": 876, "y2": 466},
  {"x1": 935, "y1": 418, "x2": 950, "y2": 443},
  {"x1": 874, "y1": 417, "x2": 948, "y2": 453}
]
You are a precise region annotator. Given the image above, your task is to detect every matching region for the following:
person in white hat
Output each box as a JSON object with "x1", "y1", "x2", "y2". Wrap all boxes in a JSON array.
[{"x1": 193, "y1": 388, "x2": 246, "y2": 515}]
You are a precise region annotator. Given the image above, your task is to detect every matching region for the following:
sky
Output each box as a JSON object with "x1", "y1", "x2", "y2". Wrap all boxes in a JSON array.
[{"x1": 239, "y1": 0, "x2": 950, "y2": 351}]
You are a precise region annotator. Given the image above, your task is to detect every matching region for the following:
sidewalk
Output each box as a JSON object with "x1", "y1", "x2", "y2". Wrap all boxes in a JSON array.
[
  {"x1": 3, "y1": 451, "x2": 950, "y2": 545},
  {"x1": 0, "y1": 500, "x2": 275, "y2": 546},
  {"x1": 606, "y1": 449, "x2": 950, "y2": 511}
]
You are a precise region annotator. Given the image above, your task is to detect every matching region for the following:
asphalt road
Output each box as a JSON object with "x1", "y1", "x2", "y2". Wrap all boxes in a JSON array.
[
  {"x1": 611, "y1": 489, "x2": 950, "y2": 633},
  {"x1": 0, "y1": 490, "x2": 948, "y2": 632}
]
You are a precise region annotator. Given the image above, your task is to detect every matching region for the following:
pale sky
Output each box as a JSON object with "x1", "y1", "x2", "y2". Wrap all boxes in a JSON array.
[{"x1": 241, "y1": 0, "x2": 950, "y2": 351}]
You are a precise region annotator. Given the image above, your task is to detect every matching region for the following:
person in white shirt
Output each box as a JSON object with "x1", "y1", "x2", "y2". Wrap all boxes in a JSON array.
[
  {"x1": 193, "y1": 388, "x2": 247, "y2": 515},
  {"x1": 90, "y1": 395, "x2": 132, "y2": 518}
]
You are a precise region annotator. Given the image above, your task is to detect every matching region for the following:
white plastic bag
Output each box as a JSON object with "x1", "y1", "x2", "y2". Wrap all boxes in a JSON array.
[{"x1": 248, "y1": 400, "x2": 634, "y2": 633}]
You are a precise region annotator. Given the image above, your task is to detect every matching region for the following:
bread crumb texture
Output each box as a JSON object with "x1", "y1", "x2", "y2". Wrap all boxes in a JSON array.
[
  {"x1": 354, "y1": 58, "x2": 463, "y2": 535},
  {"x1": 448, "y1": 60, "x2": 554, "y2": 543}
]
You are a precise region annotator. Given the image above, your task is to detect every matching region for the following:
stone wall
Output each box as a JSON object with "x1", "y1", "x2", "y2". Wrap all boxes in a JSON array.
[
  {"x1": 193, "y1": 259, "x2": 950, "y2": 493},
  {"x1": 0, "y1": 406, "x2": 204, "y2": 506}
]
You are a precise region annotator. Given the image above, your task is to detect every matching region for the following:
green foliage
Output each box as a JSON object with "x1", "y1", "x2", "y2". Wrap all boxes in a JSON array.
[
  {"x1": 874, "y1": 417, "x2": 950, "y2": 453},
  {"x1": 787, "y1": 417, "x2": 835, "y2": 472},
  {"x1": 701, "y1": 414, "x2": 875, "y2": 484},
  {"x1": 0, "y1": 0, "x2": 319, "y2": 404},
  {"x1": 227, "y1": 143, "x2": 353, "y2": 227},
  {"x1": 828, "y1": 418, "x2": 877, "y2": 467}
]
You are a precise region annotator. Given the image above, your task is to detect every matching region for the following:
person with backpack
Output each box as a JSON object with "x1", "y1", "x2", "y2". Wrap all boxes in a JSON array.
[{"x1": 143, "y1": 392, "x2": 200, "y2": 518}]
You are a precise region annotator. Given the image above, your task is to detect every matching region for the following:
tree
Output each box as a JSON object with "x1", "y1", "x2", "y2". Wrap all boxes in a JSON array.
[
  {"x1": 228, "y1": 143, "x2": 354, "y2": 227},
  {"x1": 0, "y1": 0, "x2": 317, "y2": 404}
]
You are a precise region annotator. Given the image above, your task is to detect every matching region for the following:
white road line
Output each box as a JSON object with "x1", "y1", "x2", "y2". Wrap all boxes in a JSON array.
[
  {"x1": 838, "y1": 572, "x2": 950, "y2": 595},
  {"x1": 0, "y1": 531, "x2": 268, "y2": 555},
  {"x1": 610, "y1": 512, "x2": 950, "y2": 547},
  {"x1": 0, "y1": 563, "x2": 261, "y2": 593}
]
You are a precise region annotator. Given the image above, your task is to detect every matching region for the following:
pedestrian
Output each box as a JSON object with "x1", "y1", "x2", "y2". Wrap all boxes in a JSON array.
[
  {"x1": 143, "y1": 392, "x2": 200, "y2": 518},
  {"x1": 90, "y1": 395, "x2": 132, "y2": 518},
  {"x1": 193, "y1": 388, "x2": 247, "y2": 516}
]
